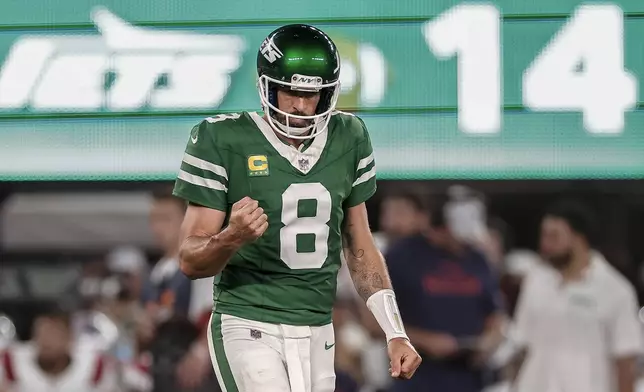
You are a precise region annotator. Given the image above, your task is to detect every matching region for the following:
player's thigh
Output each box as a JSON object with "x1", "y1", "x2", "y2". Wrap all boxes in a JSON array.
[
  {"x1": 208, "y1": 313, "x2": 290, "y2": 392},
  {"x1": 310, "y1": 322, "x2": 336, "y2": 392}
]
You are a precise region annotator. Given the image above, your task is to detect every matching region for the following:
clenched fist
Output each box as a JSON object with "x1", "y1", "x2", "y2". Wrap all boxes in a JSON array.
[
  {"x1": 227, "y1": 196, "x2": 269, "y2": 245},
  {"x1": 388, "y1": 337, "x2": 422, "y2": 380}
]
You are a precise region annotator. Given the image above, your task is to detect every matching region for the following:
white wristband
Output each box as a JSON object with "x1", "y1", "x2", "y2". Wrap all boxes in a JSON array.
[{"x1": 366, "y1": 289, "x2": 408, "y2": 342}]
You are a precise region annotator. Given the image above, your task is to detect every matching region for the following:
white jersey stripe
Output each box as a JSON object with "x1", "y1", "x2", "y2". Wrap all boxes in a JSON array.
[
  {"x1": 357, "y1": 153, "x2": 374, "y2": 171},
  {"x1": 178, "y1": 170, "x2": 228, "y2": 192},
  {"x1": 352, "y1": 166, "x2": 376, "y2": 187},
  {"x1": 182, "y1": 153, "x2": 228, "y2": 180}
]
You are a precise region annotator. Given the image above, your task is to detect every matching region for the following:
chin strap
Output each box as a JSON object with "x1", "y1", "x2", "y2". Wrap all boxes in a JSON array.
[{"x1": 274, "y1": 117, "x2": 314, "y2": 136}]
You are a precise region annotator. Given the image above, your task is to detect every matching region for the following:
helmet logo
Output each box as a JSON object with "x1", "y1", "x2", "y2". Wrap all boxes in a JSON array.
[
  {"x1": 260, "y1": 38, "x2": 283, "y2": 63},
  {"x1": 291, "y1": 74, "x2": 323, "y2": 91}
]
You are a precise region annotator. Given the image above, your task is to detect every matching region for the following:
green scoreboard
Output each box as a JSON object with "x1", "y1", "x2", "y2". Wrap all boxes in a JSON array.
[{"x1": 0, "y1": 0, "x2": 642, "y2": 180}]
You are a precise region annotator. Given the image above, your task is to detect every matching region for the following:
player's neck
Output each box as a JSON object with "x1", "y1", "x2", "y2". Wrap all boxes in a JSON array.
[{"x1": 276, "y1": 131, "x2": 304, "y2": 148}]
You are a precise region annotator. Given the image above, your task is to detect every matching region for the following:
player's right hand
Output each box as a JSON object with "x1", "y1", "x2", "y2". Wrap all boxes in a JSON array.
[{"x1": 227, "y1": 196, "x2": 269, "y2": 244}]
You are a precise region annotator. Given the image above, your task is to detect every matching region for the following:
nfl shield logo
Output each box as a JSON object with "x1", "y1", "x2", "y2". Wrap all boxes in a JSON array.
[
  {"x1": 250, "y1": 329, "x2": 262, "y2": 339},
  {"x1": 298, "y1": 157, "x2": 309, "y2": 171}
]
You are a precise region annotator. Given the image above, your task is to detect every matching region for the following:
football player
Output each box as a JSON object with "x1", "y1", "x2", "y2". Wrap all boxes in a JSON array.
[{"x1": 172, "y1": 24, "x2": 421, "y2": 392}]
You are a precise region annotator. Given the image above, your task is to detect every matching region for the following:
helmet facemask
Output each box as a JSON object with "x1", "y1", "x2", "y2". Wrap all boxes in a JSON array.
[{"x1": 258, "y1": 74, "x2": 340, "y2": 140}]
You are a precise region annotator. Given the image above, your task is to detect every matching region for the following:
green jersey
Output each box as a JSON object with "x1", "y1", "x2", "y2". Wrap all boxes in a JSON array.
[{"x1": 172, "y1": 111, "x2": 376, "y2": 326}]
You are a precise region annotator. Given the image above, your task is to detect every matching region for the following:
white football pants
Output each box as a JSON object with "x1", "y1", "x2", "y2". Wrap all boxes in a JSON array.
[{"x1": 207, "y1": 312, "x2": 336, "y2": 392}]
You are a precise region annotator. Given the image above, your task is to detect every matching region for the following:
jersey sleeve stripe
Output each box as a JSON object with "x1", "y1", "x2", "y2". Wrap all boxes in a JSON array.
[
  {"x1": 177, "y1": 169, "x2": 228, "y2": 192},
  {"x1": 357, "y1": 153, "x2": 374, "y2": 171},
  {"x1": 352, "y1": 166, "x2": 376, "y2": 187},
  {"x1": 182, "y1": 153, "x2": 228, "y2": 180}
]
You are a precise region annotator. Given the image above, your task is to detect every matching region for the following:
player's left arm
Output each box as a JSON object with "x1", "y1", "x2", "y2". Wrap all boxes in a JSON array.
[
  {"x1": 341, "y1": 116, "x2": 421, "y2": 379},
  {"x1": 342, "y1": 203, "x2": 421, "y2": 379},
  {"x1": 342, "y1": 202, "x2": 392, "y2": 301}
]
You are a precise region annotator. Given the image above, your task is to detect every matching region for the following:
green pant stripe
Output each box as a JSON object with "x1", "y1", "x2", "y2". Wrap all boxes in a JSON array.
[{"x1": 211, "y1": 313, "x2": 239, "y2": 392}]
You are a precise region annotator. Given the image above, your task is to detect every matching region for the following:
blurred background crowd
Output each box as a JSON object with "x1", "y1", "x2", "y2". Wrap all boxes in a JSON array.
[
  {"x1": 3, "y1": 182, "x2": 644, "y2": 392},
  {"x1": 3, "y1": 0, "x2": 644, "y2": 391}
]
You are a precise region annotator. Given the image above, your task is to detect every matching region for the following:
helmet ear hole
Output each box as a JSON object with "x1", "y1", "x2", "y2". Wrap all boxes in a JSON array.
[
  {"x1": 316, "y1": 87, "x2": 334, "y2": 115},
  {"x1": 267, "y1": 82, "x2": 279, "y2": 118},
  {"x1": 268, "y1": 83, "x2": 278, "y2": 107}
]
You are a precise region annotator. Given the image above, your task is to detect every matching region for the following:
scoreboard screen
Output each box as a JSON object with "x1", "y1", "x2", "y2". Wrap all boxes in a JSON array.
[{"x1": 0, "y1": 0, "x2": 643, "y2": 180}]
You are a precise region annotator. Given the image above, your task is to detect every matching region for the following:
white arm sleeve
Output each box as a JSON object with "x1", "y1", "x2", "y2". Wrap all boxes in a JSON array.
[{"x1": 366, "y1": 289, "x2": 409, "y2": 342}]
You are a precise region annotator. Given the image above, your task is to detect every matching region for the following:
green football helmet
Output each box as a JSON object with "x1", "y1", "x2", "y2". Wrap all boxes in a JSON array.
[{"x1": 257, "y1": 24, "x2": 341, "y2": 139}]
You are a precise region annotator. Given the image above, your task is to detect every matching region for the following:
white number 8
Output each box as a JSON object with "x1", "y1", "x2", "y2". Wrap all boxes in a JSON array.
[{"x1": 280, "y1": 183, "x2": 332, "y2": 270}]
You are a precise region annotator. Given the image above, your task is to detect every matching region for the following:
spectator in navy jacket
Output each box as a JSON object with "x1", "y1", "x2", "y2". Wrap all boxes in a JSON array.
[{"x1": 388, "y1": 195, "x2": 505, "y2": 392}]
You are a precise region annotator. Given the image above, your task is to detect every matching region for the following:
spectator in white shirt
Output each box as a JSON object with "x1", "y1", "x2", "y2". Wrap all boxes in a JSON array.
[{"x1": 512, "y1": 199, "x2": 642, "y2": 392}]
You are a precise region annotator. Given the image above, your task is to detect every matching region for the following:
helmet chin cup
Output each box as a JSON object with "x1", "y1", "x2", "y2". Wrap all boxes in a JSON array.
[
  {"x1": 272, "y1": 116, "x2": 315, "y2": 137},
  {"x1": 257, "y1": 75, "x2": 340, "y2": 140}
]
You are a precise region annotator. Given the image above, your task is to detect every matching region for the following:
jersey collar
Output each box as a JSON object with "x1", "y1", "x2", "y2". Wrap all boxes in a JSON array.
[{"x1": 249, "y1": 111, "x2": 329, "y2": 175}]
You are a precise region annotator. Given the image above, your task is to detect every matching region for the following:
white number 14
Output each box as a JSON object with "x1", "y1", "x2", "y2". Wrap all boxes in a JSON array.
[{"x1": 422, "y1": 3, "x2": 637, "y2": 134}]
